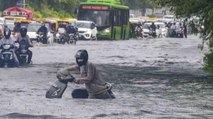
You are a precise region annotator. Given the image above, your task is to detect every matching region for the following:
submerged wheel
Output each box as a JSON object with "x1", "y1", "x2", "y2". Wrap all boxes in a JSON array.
[{"x1": 71, "y1": 88, "x2": 88, "y2": 98}]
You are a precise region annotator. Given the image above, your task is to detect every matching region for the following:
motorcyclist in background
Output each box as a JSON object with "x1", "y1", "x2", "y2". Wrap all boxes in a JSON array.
[
  {"x1": 66, "y1": 24, "x2": 78, "y2": 42},
  {"x1": 170, "y1": 22, "x2": 176, "y2": 30},
  {"x1": 134, "y1": 22, "x2": 143, "y2": 37},
  {"x1": 149, "y1": 22, "x2": 157, "y2": 37},
  {"x1": 16, "y1": 27, "x2": 33, "y2": 64},
  {"x1": 183, "y1": 20, "x2": 188, "y2": 38},
  {"x1": 37, "y1": 23, "x2": 48, "y2": 44},
  {"x1": 66, "y1": 24, "x2": 78, "y2": 35},
  {"x1": 150, "y1": 22, "x2": 157, "y2": 31},
  {"x1": 0, "y1": 28, "x2": 19, "y2": 66},
  {"x1": 57, "y1": 49, "x2": 115, "y2": 99}
]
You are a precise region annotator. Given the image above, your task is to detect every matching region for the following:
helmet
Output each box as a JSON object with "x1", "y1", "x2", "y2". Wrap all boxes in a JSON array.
[
  {"x1": 20, "y1": 27, "x2": 27, "y2": 37},
  {"x1": 67, "y1": 24, "x2": 74, "y2": 29},
  {"x1": 4, "y1": 28, "x2": 11, "y2": 39},
  {"x1": 70, "y1": 25, "x2": 74, "y2": 28},
  {"x1": 75, "y1": 50, "x2": 88, "y2": 66}
]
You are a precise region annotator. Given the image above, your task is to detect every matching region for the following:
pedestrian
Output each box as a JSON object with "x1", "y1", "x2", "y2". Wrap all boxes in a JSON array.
[{"x1": 183, "y1": 22, "x2": 187, "y2": 38}]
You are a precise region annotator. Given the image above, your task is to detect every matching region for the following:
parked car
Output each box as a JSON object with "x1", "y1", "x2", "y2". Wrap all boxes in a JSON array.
[{"x1": 72, "y1": 20, "x2": 97, "y2": 40}]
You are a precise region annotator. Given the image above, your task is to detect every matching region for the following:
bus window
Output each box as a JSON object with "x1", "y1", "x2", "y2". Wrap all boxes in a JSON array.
[
  {"x1": 78, "y1": 1, "x2": 129, "y2": 40},
  {"x1": 78, "y1": 10, "x2": 110, "y2": 27},
  {"x1": 114, "y1": 9, "x2": 122, "y2": 26},
  {"x1": 122, "y1": 10, "x2": 129, "y2": 25}
]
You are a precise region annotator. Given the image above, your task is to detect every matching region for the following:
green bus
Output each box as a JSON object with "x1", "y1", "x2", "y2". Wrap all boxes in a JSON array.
[{"x1": 77, "y1": 0, "x2": 130, "y2": 40}]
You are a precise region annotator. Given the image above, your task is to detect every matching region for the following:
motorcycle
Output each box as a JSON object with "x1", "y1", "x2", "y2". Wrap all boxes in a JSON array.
[
  {"x1": 68, "y1": 33, "x2": 78, "y2": 45},
  {"x1": 135, "y1": 27, "x2": 143, "y2": 39},
  {"x1": 57, "y1": 33, "x2": 78, "y2": 45},
  {"x1": 18, "y1": 40, "x2": 30, "y2": 65},
  {"x1": 37, "y1": 32, "x2": 47, "y2": 44},
  {"x1": 57, "y1": 33, "x2": 66, "y2": 44},
  {"x1": 175, "y1": 28, "x2": 184, "y2": 38},
  {"x1": 149, "y1": 28, "x2": 157, "y2": 38},
  {"x1": 168, "y1": 28, "x2": 176, "y2": 37},
  {"x1": 0, "y1": 44, "x2": 16, "y2": 67},
  {"x1": 46, "y1": 73, "x2": 89, "y2": 99}
]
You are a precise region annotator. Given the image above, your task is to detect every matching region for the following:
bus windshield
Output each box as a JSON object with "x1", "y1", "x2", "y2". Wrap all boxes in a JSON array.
[{"x1": 78, "y1": 10, "x2": 110, "y2": 27}]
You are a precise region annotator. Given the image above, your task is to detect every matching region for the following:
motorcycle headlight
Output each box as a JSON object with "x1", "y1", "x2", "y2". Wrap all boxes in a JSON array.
[
  {"x1": 3, "y1": 45, "x2": 11, "y2": 50},
  {"x1": 104, "y1": 28, "x2": 110, "y2": 33}
]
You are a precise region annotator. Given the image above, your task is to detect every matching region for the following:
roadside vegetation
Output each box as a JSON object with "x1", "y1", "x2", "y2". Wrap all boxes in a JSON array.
[
  {"x1": 0, "y1": 0, "x2": 81, "y2": 18},
  {"x1": 154, "y1": 0, "x2": 213, "y2": 72}
]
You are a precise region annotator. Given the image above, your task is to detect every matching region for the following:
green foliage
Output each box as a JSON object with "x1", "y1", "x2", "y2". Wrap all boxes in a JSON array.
[
  {"x1": 0, "y1": 0, "x2": 157, "y2": 18},
  {"x1": 121, "y1": 0, "x2": 155, "y2": 9},
  {"x1": 204, "y1": 51, "x2": 213, "y2": 72},
  {"x1": 155, "y1": 0, "x2": 213, "y2": 71},
  {"x1": 0, "y1": 0, "x2": 80, "y2": 18}
]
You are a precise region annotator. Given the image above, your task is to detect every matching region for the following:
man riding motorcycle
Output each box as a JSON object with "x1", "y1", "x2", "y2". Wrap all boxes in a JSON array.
[
  {"x1": 16, "y1": 27, "x2": 33, "y2": 64},
  {"x1": 37, "y1": 23, "x2": 48, "y2": 44},
  {"x1": 134, "y1": 22, "x2": 143, "y2": 38},
  {"x1": 149, "y1": 22, "x2": 157, "y2": 38},
  {"x1": 65, "y1": 24, "x2": 78, "y2": 43},
  {"x1": 0, "y1": 28, "x2": 19, "y2": 67},
  {"x1": 55, "y1": 49, "x2": 115, "y2": 99}
]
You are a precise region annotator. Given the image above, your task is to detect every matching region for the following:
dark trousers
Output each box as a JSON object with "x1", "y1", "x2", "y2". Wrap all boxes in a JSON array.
[{"x1": 184, "y1": 29, "x2": 187, "y2": 38}]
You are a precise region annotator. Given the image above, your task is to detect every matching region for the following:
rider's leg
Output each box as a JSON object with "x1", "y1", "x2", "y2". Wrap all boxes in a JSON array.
[{"x1": 27, "y1": 50, "x2": 32, "y2": 64}]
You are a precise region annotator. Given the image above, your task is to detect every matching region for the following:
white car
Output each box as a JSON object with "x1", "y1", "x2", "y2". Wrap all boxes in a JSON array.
[
  {"x1": 27, "y1": 23, "x2": 54, "y2": 43},
  {"x1": 161, "y1": 15, "x2": 175, "y2": 23},
  {"x1": 0, "y1": 17, "x2": 5, "y2": 25},
  {"x1": 143, "y1": 22, "x2": 161, "y2": 38},
  {"x1": 154, "y1": 22, "x2": 168, "y2": 37},
  {"x1": 142, "y1": 23, "x2": 150, "y2": 37},
  {"x1": 73, "y1": 20, "x2": 97, "y2": 40}
]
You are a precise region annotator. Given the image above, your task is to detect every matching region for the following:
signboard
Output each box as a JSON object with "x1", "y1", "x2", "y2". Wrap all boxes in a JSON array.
[{"x1": 82, "y1": 5, "x2": 109, "y2": 10}]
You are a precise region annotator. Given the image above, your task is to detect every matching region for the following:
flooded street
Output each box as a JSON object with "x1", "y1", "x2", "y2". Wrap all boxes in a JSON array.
[{"x1": 0, "y1": 36, "x2": 213, "y2": 119}]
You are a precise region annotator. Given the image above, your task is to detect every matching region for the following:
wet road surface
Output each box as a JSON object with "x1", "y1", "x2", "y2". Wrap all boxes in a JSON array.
[{"x1": 0, "y1": 36, "x2": 213, "y2": 119}]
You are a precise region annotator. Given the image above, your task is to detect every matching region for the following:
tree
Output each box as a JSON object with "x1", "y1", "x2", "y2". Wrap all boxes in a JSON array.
[
  {"x1": 0, "y1": 0, "x2": 80, "y2": 18},
  {"x1": 122, "y1": 0, "x2": 155, "y2": 16}
]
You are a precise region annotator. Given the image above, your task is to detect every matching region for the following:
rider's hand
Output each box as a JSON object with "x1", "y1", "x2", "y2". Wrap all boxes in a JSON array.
[
  {"x1": 73, "y1": 79, "x2": 80, "y2": 84},
  {"x1": 56, "y1": 70, "x2": 75, "y2": 83}
]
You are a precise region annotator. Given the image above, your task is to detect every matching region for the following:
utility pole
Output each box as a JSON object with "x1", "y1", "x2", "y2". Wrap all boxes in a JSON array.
[{"x1": 23, "y1": 0, "x2": 26, "y2": 8}]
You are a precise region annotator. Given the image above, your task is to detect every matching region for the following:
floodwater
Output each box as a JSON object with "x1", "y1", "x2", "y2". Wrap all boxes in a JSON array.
[{"x1": 0, "y1": 36, "x2": 213, "y2": 119}]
